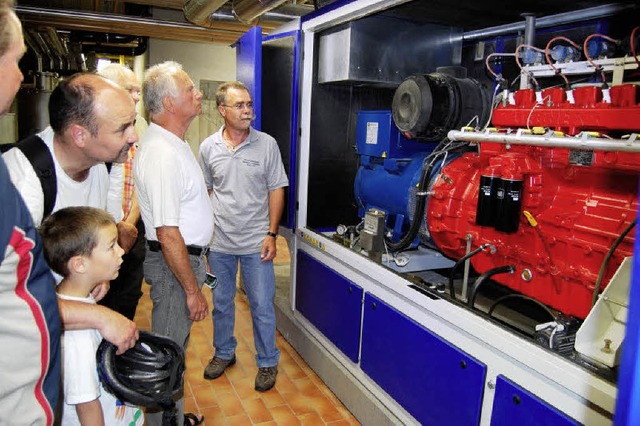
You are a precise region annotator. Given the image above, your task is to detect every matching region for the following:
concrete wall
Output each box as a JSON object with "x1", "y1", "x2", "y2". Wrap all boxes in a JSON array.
[{"x1": 148, "y1": 38, "x2": 236, "y2": 153}]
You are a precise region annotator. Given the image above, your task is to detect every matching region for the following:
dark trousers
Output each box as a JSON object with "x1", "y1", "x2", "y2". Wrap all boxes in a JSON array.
[{"x1": 99, "y1": 220, "x2": 145, "y2": 320}]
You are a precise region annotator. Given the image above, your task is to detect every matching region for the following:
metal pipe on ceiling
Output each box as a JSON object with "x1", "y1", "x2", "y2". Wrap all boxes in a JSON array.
[
  {"x1": 232, "y1": 0, "x2": 291, "y2": 23},
  {"x1": 183, "y1": 0, "x2": 229, "y2": 28},
  {"x1": 16, "y1": 6, "x2": 250, "y2": 44},
  {"x1": 462, "y1": 3, "x2": 636, "y2": 41}
]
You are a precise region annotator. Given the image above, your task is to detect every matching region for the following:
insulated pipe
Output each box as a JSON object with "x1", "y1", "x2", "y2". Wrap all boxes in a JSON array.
[
  {"x1": 448, "y1": 130, "x2": 640, "y2": 153},
  {"x1": 232, "y1": 0, "x2": 290, "y2": 23},
  {"x1": 183, "y1": 0, "x2": 228, "y2": 28},
  {"x1": 463, "y1": 3, "x2": 635, "y2": 41}
]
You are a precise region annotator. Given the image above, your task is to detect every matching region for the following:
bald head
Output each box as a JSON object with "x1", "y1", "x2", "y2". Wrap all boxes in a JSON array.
[{"x1": 49, "y1": 73, "x2": 131, "y2": 136}]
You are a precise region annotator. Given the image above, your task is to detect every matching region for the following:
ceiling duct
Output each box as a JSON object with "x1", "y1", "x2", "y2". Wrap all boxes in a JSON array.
[
  {"x1": 232, "y1": 0, "x2": 291, "y2": 23},
  {"x1": 183, "y1": 0, "x2": 229, "y2": 28},
  {"x1": 183, "y1": 0, "x2": 294, "y2": 28}
]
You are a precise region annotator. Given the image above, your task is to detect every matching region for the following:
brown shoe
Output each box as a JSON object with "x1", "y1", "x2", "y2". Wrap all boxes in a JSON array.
[
  {"x1": 203, "y1": 355, "x2": 236, "y2": 380},
  {"x1": 255, "y1": 366, "x2": 278, "y2": 392}
]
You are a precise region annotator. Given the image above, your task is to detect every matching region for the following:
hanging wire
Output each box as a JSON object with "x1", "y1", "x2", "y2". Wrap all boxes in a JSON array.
[
  {"x1": 583, "y1": 33, "x2": 620, "y2": 84},
  {"x1": 545, "y1": 36, "x2": 583, "y2": 87},
  {"x1": 485, "y1": 52, "x2": 517, "y2": 81}
]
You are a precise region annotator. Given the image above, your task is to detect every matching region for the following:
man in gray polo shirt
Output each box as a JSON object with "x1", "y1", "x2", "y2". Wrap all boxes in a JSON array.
[{"x1": 199, "y1": 81, "x2": 288, "y2": 392}]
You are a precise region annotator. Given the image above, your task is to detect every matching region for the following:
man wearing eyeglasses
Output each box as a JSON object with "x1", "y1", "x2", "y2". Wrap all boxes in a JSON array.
[{"x1": 198, "y1": 81, "x2": 288, "y2": 392}]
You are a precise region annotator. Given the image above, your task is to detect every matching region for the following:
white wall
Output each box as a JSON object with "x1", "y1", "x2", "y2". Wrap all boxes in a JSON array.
[{"x1": 148, "y1": 38, "x2": 236, "y2": 153}]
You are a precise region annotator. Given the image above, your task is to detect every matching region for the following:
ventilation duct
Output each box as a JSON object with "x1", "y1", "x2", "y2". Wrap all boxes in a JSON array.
[
  {"x1": 183, "y1": 0, "x2": 229, "y2": 28},
  {"x1": 232, "y1": 0, "x2": 291, "y2": 23}
]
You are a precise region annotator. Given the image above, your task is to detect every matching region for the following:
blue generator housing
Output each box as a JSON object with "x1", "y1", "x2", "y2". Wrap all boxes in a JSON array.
[{"x1": 354, "y1": 110, "x2": 436, "y2": 243}]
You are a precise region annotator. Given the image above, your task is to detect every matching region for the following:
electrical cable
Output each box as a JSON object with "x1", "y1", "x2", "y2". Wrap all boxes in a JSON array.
[
  {"x1": 487, "y1": 293, "x2": 556, "y2": 320},
  {"x1": 514, "y1": 44, "x2": 545, "y2": 88},
  {"x1": 583, "y1": 33, "x2": 619, "y2": 84},
  {"x1": 591, "y1": 218, "x2": 636, "y2": 307},
  {"x1": 485, "y1": 52, "x2": 516, "y2": 81},
  {"x1": 447, "y1": 243, "x2": 495, "y2": 300},
  {"x1": 482, "y1": 83, "x2": 502, "y2": 130},
  {"x1": 384, "y1": 140, "x2": 470, "y2": 253},
  {"x1": 631, "y1": 26, "x2": 640, "y2": 68},
  {"x1": 468, "y1": 264, "x2": 516, "y2": 309},
  {"x1": 545, "y1": 36, "x2": 582, "y2": 88}
]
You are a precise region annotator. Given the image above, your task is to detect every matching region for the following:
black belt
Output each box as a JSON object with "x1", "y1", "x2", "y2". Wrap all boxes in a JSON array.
[{"x1": 147, "y1": 240, "x2": 209, "y2": 257}]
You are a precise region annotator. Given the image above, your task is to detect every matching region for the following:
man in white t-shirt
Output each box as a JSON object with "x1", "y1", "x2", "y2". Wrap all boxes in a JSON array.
[
  {"x1": 2, "y1": 72, "x2": 140, "y2": 355},
  {"x1": 134, "y1": 61, "x2": 211, "y2": 426}
]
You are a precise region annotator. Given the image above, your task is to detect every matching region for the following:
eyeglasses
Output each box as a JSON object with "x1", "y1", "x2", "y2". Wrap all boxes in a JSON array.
[{"x1": 222, "y1": 102, "x2": 254, "y2": 111}]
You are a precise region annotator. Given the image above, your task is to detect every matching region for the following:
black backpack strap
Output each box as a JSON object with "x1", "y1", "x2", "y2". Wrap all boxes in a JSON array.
[{"x1": 14, "y1": 135, "x2": 57, "y2": 219}]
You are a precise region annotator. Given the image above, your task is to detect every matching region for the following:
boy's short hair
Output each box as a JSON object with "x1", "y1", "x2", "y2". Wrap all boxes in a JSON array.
[{"x1": 40, "y1": 206, "x2": 116, "y2": 277}]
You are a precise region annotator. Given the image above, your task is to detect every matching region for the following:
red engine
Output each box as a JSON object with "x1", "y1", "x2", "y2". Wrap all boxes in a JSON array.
[{"x1": 427, "y1": 84, "x2": 640, "y2": 319}]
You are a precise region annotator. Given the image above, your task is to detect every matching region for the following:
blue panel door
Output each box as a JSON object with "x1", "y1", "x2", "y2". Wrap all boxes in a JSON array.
[
  {"x1": 491, "y1": 375, "x2": 579, "y2": 426},
  {"x1": 361, "y1": 293, "x2": 486, "y2": 425},
  {"x1": 295, "y1": 251, "x2": 363, "y2": 362},
  {"x1": 236, "y1": 26, "x2": 262, "y2": 130}
]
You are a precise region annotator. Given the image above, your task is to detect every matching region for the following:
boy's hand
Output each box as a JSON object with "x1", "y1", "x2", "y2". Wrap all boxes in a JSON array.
[{"x1": 99, "y1": 310, "x2": 139, "y2": 355}]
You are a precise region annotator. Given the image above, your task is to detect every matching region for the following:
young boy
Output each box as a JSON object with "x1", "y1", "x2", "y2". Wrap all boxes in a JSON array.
[{"x1": 40, "y1": 207, "x2": 144, "y2": 426}]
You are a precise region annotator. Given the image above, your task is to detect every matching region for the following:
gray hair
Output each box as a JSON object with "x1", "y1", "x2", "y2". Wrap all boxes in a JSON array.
[
  {"x1": 97, "y1": 63, "x2": 136, "y2": 89},
  {"x1": 143, "y1": 61, "x2": 182, "y2": 115},
  {"x1": 0, "y1": 0, "x2": 20, "y2": 57}
]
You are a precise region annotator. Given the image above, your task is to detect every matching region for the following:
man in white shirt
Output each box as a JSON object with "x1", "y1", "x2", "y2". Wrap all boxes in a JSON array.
[
  {"x1": 2, "y1": 72, "x2": 140, "y2": 355},
  {"x1": 134, "y1": 61, "x2": 211, "y2": 426}
]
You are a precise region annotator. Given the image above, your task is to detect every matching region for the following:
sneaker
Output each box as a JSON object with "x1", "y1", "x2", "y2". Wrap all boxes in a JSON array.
[
  {"x1": 255, "y1": 366, "x2": 278, "y2": 392},
  {"x1": 203, "y1": 355, "x2": 236, "y2": 380}
]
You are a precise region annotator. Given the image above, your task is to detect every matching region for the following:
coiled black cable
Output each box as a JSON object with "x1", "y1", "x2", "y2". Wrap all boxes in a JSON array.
[
  {"x1": 468, "y1": 264, "x2": 516, "y2": 309},
  {"x1": 384, "y1": 140, "x2": 471, "y2": 253}
]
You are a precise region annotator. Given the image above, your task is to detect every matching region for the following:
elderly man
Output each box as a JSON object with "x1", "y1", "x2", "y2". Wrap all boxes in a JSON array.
[
  {"x1": 0, "y1": 1, "x2": 61, "y2": 423},
  {"x1": 97, "y1": 63, "x2": 148, "y2": 320},
  {"x1": 134, "y1": 61, "x2": 211, "y2": 426},
  {"x1": 3, "y1": 72, "x2": 140, "y2": 355}
]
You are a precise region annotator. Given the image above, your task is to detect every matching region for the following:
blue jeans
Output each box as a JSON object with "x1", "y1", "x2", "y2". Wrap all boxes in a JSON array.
[
  {"x1": 208, "y1": 251, "x2": 280, "y2": 368},
  {"x1": 143, "y1": 249, "x2": 206, "y2": 426}
]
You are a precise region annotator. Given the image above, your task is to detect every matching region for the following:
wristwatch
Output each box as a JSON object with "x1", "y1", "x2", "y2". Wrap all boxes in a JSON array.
[{"x1": 266, "y1": 231, "x2": 278, "y2": 238}]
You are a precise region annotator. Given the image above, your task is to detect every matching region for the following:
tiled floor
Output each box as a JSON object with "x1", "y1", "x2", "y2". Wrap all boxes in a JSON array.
[{"x1": 133, "y1": 241, "x2": 360, "y2": 426}]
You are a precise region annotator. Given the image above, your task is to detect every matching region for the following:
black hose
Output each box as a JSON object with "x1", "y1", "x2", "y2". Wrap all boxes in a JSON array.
[
  {"x1": 487, "y1": 293, "x2": 556, "y2": 320},
  {"x1": 447, "y1": 243, "x2": 494, "y2": 300},
  {"x1": 384, "y1": 159, "x2": 436, "y2": 252},
  {"x1": 384, "y1": 140, "x2": 470, "y2": 253},
  {"x1": 591, "y1": 218, "x2": 637, "y2": 307},
  {"x1": 468, "y1": 264, "x2": 516, "y2": 309}
]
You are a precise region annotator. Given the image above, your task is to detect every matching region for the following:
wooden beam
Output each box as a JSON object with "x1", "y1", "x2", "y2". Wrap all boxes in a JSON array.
[{"x1": 16, "y1": 6, "x2": 263, "y2": 44}]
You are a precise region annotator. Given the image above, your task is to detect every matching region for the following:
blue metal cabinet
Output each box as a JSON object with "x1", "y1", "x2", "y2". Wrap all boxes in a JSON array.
[
  {"x1": 295, "y1": 251, "x2": 363, "y2": 362},
  {"x1": 491, "y1": 375, "x2": 579, "y2": 426},
  {"x1": 361, "y1": 293, "x2": 486, "y2": 425}
]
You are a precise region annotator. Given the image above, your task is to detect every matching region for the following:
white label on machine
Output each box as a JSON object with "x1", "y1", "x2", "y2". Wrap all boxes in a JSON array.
[
  {"x1": 366, "y1": 122, "x2": 379, "y2": 145},
  {"x1": 364, "y1": 214, "x2": 378, "y2": 234}
]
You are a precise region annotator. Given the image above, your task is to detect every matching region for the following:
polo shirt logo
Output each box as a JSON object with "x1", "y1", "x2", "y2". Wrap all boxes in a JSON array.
[{"x1": 242, "y1": 159, "x2": 260, "y2": 167}]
